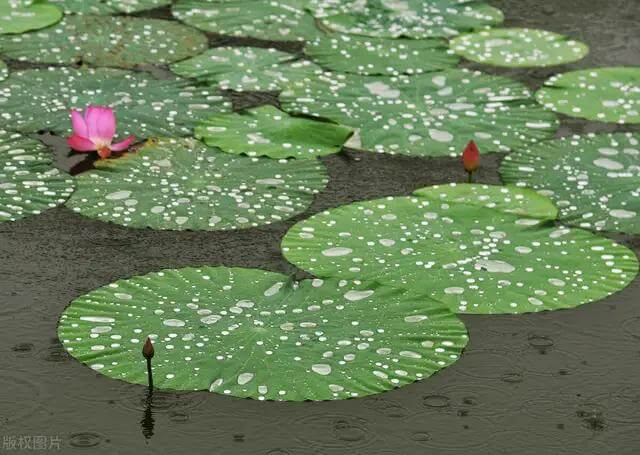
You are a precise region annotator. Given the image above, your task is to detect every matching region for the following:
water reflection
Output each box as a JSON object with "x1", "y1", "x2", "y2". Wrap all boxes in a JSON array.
[{"x1": 140, "y1": 390, "x2": 155, "y2": 441}]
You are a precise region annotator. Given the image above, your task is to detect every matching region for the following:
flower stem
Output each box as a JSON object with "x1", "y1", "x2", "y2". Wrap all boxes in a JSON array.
[{"x1": 146, "y1": 357, "x2": 153, "y2": 390}]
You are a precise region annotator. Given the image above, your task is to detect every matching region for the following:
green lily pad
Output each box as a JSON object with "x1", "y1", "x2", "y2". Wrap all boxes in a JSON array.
[
  {"x1": 1, "y1": 129, "x2": 74, "y2": 222},
  {"x1": 170, "y1": 47, "x2": 323, "y2": 92},
  {"x1": 450, "y1": 28, "x2": 588, "y2": 68},
  {"x1": 50, "y1": 0, "x2": 171, "y2": 14},
  {"x1": 58, "y1": 266, "x2": 468, "y2": 400},
  {"x1": 0, "y1": 0, "x2": 62, "y2": 35},
  {"x1": 172, "y1": 0, "x2": 321, "y2": 42},
  {"x1": 0, "y1": 67, "x2": 227, "y2": 138},
  {"x1": 0, "y1": 59, "x2": 7, "y2": 81},
  {"x1": 0, "y1": 15, "x2": 208, "y2": 70},
  {"x1": 67, "y1": 137, "x2": 328, "y2": 231},
  {"x1": 305, "y1": 35, "x2": 459, "y2": 76},
  {"x1": 308, "y1": 0, "x2": 504, "y2": 39},
  {"x1": 195, "y1": 105, "x2": 354, "y2": 159},
  {"x1": 536, "y1": 67, "x2": 640, "y2": 124},
  {"x1": 280, "y1": 68, "x2": 558, "y2": 157},
  {"x1": 282, "y1": 183, "x2": 638, "y2": 314},
  {"x1": 501, "y1": 133, "x2": 640, "y2": 234}
]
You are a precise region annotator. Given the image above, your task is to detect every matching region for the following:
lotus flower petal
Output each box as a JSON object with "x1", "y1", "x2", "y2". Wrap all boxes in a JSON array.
[
  {"x1": 67, "y1": 134, "x2": 97, "y2": 152},
  {"x1": 110, "y1": 135, "x2": 136, "y2": 152}
]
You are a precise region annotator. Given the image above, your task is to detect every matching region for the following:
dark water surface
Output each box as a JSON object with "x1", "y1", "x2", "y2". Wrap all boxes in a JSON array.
[{"x1": 1, "y1": 0, "x2": 640, "y2": 453}]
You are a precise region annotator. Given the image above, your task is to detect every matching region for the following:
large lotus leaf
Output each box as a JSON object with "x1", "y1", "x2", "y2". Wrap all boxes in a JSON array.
[
  {"x1": 0, "y1": 15, "x2": 208, "y2": 70},
  {"x1": 50, "y1": 0, "x2": 171, "y2": 14},
  {"x1": 0, "y1": 59, "x2": 6, "y2": 81},
  {"x1": 305, "y1": 35, "x2": 459, "y2": 76},
  {"x1": 280, "y1": 68, "x2": 558, "y2": 157},
  {"x1": 501, "y1": 133, "x2": 640, "y2": 234},
  {"x1": 172, "y1": 0, "x2": 321, "y2": 42},
  {"x1": 195, "y1": 105, "x2": 354, "y2": 159},
  {"x1": 536, "y1": 67, "x2": 640, "y2": 124},
  {"x1": 450, "y1": 28, "x2": 588, "y2": 68},
  {"x1": 170, "y1": 47, "x2": 323, "y2": 92},
  {"x1": 0, "y1": 129, "x2": 74, "y2": 222},
  {"x1": 308, "y1": 0, "x2": 504, "y2": 39},
  {"x1": 58, "y1": 266, "x2": 468, "y2": 400},
  {"x1": 67, "y1": 137, "x2": 328, "y2": 231},
  {"x1": 0, "y1": 0, "x2": 62, "y2": 34},
  {"x1": 0, "y1": 67, "x2": 227, "y2": 138},
  {"x1": 282, "y1": 183, "x2": 638, "y2": 314}
]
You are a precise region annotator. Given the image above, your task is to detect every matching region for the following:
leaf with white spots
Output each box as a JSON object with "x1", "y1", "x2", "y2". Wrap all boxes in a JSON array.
[
  {"x1": 501, "y1": 132, "x2": 640, "y2": 234},
  {"x1": 536, "y1": 67, "x2": 640, "y2": 124},
  {"x1": 305, "y1": 35, "x2": 459, "y2": 76},
  {"x1": 0, "y1": 67, "x2": 227, "y2": 138},
  {"x1": 195, "y1": 105, "x2": 354, "y2": 160},
  {"x1": 280, "y1": 68, "x2": 558, "y2": 157},
  {"x1": 0, "y1": 129, "x2": 74, "y2": 222},
  {"x1": 50, "y1": 0, "x2": 171, "y2": 14},
  {"x1": 0, "y1": 15, "x2": 207, "y2": 70},
  {"x1": 282, "y1": 183, "x2": 638, "y2": 314},
  {"x1": 0, "y1": 59, "x2": 7, "y2": 81},
  {"x1": 171, "y1": 47, "x2": 323, "y2": 92},
  {"x1": 450, "y1": 28, "x2": 588, "y2": 68},
  {"x1": 66, "y1": 137, "x2": 328, "y2": 231},
  {"x1": 172, "y1": 0, "x2": 321, "y2": 41},
  {"x1": 0, "y1": 0, "x2": 62, "y2": 34},
  {"x1": 308, "y1": 0, "x2": 503, "y2": 39},
  {"x1": 58, "y1": 266, "x2": 468, "y2": 400}
]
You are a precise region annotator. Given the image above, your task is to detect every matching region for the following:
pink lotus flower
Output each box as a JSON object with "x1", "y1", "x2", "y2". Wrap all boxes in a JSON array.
[{"x1": 67, "y1": 106, "x2": 135, "y2": 159}]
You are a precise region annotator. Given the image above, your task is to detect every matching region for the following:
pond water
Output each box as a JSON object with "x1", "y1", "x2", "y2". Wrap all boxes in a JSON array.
[{"x1": 0, "y1": 0, "x2": 639, "y2": 453}]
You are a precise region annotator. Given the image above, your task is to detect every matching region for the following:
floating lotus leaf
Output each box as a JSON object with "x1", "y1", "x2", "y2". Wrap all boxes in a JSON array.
[
  {"x1": 305, "y1": 35, "x2": 459, "y2": 76},
  {"x1": 172, "y1": 0, "x2": 321, "y2": 41},
  {"x1": 0, "y1": 15, "x2": 208, "y2": 70},
  {"x1": 536, "y1": 67, "x2": 640, "y2": 124},
  {"x1": 308, "y1": 0, "x2": 503, "y2": 39},
  {"x1": 50, "y1": 0, "x2": 171, "y2": 14},
  {"x1": 195, "y1": 105, "x2": 354, "y2": 159},
  {"x1": 0, "y1": 59, "x2": 6, "y2": 81},
  {"x1": 58, "y1": 266, "x2": 468, "y2": 400},
  {"x1": 501, "y1": 133, "x2": 640, "y2": 234},
  {"x1": 282, "y1": 183, "x2": 638, "y2": 314},
  {"x1": 67, "y1": 138, "x2": 328, "y2": 230},
  {"x1": 0, "y1": 129, "x2": 74, "y2": 222},
  {"x1": 450, "y1": 28, "x2": 588, "y2": 68},
  {"x1": 0, "y1": 67, "x2": 227, "y2": 138},
  {"x1": 280, "y1": 68, "x2": 558, "y2": 157},
  {"x1": 0, "y1": 0, "x2": 62, "y2": 34},
  {"x1": 170, "y1": 47, "x2": 323, "y2": 92}
]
